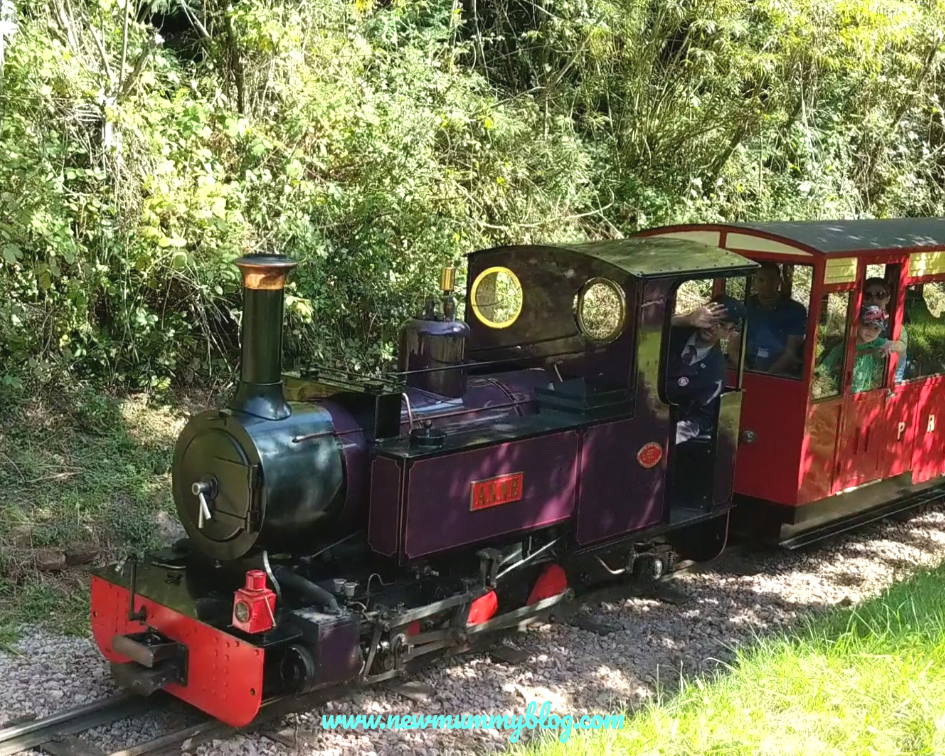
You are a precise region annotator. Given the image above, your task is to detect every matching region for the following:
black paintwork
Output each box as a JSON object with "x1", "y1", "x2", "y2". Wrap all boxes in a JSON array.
[
  {"x1": 562, "y1": 237, "x2": 756, "y2": 278},
  {"x1": 732, "y1": 474, "x2": 945, "y2": 546},
  {"x1": 372, "y1": 407, "x2": 614, "y2": 462},
  {"x1": 641, "y1": 218, "x2": 945, "y2": 255},
  {"x1": 398, "y1": 310, "x2": 471, "y2": 399},
  {"x1": 172, "y1": 402, "x2": 347, "y2": 561},
  {"x1": 231, "y1": 279, "x2": 294, "y2": 422}
]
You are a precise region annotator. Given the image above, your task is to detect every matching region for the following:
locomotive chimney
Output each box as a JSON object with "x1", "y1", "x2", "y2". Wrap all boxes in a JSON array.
[{"x1": 230, "y1": 254, "x2": 298, "y2": 421}]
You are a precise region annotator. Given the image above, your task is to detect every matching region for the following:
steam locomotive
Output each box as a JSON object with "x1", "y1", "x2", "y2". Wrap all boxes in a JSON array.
[
  {"x1": 91, "y1": 220, "x2": 945, "y2": 727},
  {"x1": 90, "y1": 237, "x2": 757, "y2": 725}
]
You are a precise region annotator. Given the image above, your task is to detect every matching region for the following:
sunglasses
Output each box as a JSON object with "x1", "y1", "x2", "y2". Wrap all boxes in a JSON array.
[{"x1": 864, "y1": 289, "x2": 889, "y2": 298}]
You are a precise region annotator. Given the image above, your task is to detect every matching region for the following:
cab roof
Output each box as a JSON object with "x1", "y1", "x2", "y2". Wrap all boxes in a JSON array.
[{"x1": 473, "y1": 237, "x2": 759, "y2": 280}]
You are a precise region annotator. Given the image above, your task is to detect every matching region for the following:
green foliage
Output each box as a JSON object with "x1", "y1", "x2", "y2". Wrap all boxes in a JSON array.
[
  {"x1": 0, "y1": 377, "x2": 184, "y2": 637},
  {"x1": 1, "y1": 0, "x2": 945, "y2": 387}
]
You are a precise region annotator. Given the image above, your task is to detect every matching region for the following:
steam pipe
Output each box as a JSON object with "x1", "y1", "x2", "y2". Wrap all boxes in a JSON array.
[
  {"x1": 230, "y1": 254, "x2": 298, "y2": 420},
  {"x1": 272, "y1": 565, "x2": 340, "y2": 614}
]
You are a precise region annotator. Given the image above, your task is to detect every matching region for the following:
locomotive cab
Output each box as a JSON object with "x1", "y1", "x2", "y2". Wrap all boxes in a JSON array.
[{"x1": 462, "y1": 238, "x2": 758, "y2": 548}]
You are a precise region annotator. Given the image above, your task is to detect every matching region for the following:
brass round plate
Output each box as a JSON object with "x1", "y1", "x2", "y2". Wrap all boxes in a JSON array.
[{"x1": 470, "y1": 266, "x2": 524, "y2": 329}]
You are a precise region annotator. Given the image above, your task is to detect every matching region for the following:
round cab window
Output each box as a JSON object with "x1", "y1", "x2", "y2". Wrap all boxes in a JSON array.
[
  {"x1": 470, "y1": 267, "x2": 523, "y2": 329},
  {"x1": 577, "y1": 278, "x2": 625, "y2": 342}
]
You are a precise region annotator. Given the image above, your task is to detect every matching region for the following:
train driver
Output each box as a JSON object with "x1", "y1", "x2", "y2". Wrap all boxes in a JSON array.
[{"x1": 668, "y1": 294, "x2": 745, "y2": 445}]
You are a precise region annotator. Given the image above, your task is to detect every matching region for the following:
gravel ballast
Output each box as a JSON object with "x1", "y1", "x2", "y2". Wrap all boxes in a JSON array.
[{"x1": 2, "y1": 505, "x2": 945, "y2": 756}]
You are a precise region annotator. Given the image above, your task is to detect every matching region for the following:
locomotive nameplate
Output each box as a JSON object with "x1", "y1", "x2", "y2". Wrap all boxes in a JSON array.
[{"x1": 470, "y1": 472, "x2": 524, "y2": 511}]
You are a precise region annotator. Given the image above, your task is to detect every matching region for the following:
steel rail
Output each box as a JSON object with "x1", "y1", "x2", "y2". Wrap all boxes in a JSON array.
[
  {"x1": 105, "y1": 687, "x2": 347, "y2": 756},
  {"x1": 0, "y1": 693, "x2": 153, "y2": 756}
]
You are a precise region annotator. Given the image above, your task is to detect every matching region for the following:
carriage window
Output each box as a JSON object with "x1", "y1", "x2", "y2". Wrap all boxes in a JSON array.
[
  {"x1": 812, "y1": 292, "x2": 851, "y2": 400},
  {"x1": 901, "y1": 281, "x2": 945, "y2": 380},
  {"x1": 865, "y1": 263, "x2": 904, "y2": 383},
  {"x1": 470, "y1": 267, "x2": 523, "y2": 329},
  {"x1": 740, "y1": 262, "x2": 812, "y2": 379},
  {"x1": 576, "y1": 278, "x2": 626, "y2": 342}
]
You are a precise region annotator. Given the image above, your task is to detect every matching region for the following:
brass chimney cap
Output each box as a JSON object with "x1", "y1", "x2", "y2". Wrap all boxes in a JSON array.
[{"x1": 234, "y1": 254, "x2": 299, "y2": 291}]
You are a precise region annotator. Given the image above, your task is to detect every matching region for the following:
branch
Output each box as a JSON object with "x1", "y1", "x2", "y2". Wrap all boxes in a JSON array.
[
  {"x1": 119, "y1": 0, "x2": 131, "y2": 88},
  {"x1": 224, "y1": 3, "x2": 245, "y2": 115},
  {"x1": 118, "y1": 34, "x2": 161, "y2": 101},
  {"x1": 180, "y1": 0, "x2": 211, "y2": 40},
  {"x1": 49, "y1": 0, "x2": 79, "y2": 53},
  {"x1": 90, "y1": 26, "x2": 115, "y2": 89}
]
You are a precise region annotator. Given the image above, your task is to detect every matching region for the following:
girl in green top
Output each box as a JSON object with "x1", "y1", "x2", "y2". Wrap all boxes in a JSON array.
[
  {"x1": 818, "y1": 305, "x2": 895, "y2": 394},
  {"x1": 863, "y1": 277, "x2": 908, "y2": 382}
]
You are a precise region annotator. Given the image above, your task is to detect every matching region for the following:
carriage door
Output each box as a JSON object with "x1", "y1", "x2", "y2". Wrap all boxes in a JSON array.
[
  {"x1": 834, "y1": 261, "x2": 908, "y2": 490},
  {"x1": 869, "y1": 262, "x2": 920, "y2": 481},
  {"x1": 905, "y1": 278, "x2": 945, "y2": 484}
]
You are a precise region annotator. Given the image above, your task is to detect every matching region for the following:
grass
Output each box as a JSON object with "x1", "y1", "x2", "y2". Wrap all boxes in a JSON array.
[
  {"x1": 0, "y1": 379, "x2": 210, "y2": 646},
  {"x1": 520, "y1": 561, "x2": 945, "y2": 756}
]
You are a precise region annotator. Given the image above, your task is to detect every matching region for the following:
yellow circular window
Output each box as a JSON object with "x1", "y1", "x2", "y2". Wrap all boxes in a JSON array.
[
  {"x1": 576, "y1": 278, "x2": 626, "y2": 343},
  {"x1": 470, "y1": 266, "x2": 523, "y2": 329}
]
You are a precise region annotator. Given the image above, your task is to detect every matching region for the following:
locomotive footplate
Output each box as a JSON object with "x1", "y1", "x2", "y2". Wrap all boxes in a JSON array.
[{"x1": 109, "y1": 631, "x2": 189, "y2": 695}]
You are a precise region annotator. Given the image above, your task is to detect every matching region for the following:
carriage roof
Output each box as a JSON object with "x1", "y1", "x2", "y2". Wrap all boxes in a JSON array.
[{"x1": 641, "y1": 218, "x2": 945, "y2": 256}]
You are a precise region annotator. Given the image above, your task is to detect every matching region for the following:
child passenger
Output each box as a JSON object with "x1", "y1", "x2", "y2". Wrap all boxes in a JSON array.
[{"x1": 817, "y1": 305, "x2": 894, "y2": 394}]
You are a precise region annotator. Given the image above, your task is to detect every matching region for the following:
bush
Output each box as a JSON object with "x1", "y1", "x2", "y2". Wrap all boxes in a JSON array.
[{"x1": 1, "y1": 0, "x2": 944, "y2": 391}]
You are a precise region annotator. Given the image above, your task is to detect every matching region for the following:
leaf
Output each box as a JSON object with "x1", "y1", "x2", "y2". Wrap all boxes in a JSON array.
[{"x1": 2, "y1": 243, "x2": 21, "y2": 264}]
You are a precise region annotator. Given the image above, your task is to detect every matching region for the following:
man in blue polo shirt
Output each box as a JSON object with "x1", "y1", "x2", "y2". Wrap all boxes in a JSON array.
[{"x1": 742, "y1": 262, "x2": 807, "y2": 377}]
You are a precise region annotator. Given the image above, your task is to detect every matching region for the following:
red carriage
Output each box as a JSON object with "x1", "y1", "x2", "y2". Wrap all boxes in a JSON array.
[{"x1": 637, "y1": 220, "x2": 945, "y2": 546}]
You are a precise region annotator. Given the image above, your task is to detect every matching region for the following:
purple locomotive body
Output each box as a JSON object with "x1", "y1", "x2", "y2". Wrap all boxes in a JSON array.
[{"x1": 90, "y1": 237, "x2": 759, "y2": 727}]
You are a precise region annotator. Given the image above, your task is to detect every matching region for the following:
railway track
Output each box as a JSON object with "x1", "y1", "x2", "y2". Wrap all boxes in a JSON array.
[{"x1": 0, "y1": 684, "x2": 350, "y2": 756}]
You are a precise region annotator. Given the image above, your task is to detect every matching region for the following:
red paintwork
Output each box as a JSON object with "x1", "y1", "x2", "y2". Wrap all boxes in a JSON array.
[
  {"x1": 90, "y1": 575, "x2": 265, "y2": 728},
  {"x1": 912, "y1": 376, "x2": 945, "y2": 484},
  {"x1": 470, "y1": 472, "x2": 524, "y2": 511},
  {"x1": 835, "y1": 390, "x2": 886, "y2": 491},
  {"x1": 876, "y1": 381, "x2": 920, "y2": 481},
  {"x1": 526, "y1": 564, "x2": 568, "y2": 605},
  {"x1": 799, "y1": 400, "x2": 843, "y2": 503},
  {"x1": 732, "y1": 372, "x2": 807, "y2": 505},
  {"x1": 466, "y1": 590, "x2": 498, "y2": 625},
  {"x1": 232, "y1": 570, "x2": 277, "y2": 635},
  {"x1": 638, "y1": 223, "x2": 945, "y2": 534}
]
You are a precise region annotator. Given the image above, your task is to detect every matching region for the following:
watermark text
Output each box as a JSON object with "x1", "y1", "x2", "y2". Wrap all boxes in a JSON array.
[{"x1": 322, "y1": 700, "x2": 624, "y2": 743}]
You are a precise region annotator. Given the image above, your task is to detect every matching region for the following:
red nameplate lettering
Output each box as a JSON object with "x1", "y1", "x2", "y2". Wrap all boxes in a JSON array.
[{"x1": 470, "y1": 472, "x2": 524, "y2": 511}]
